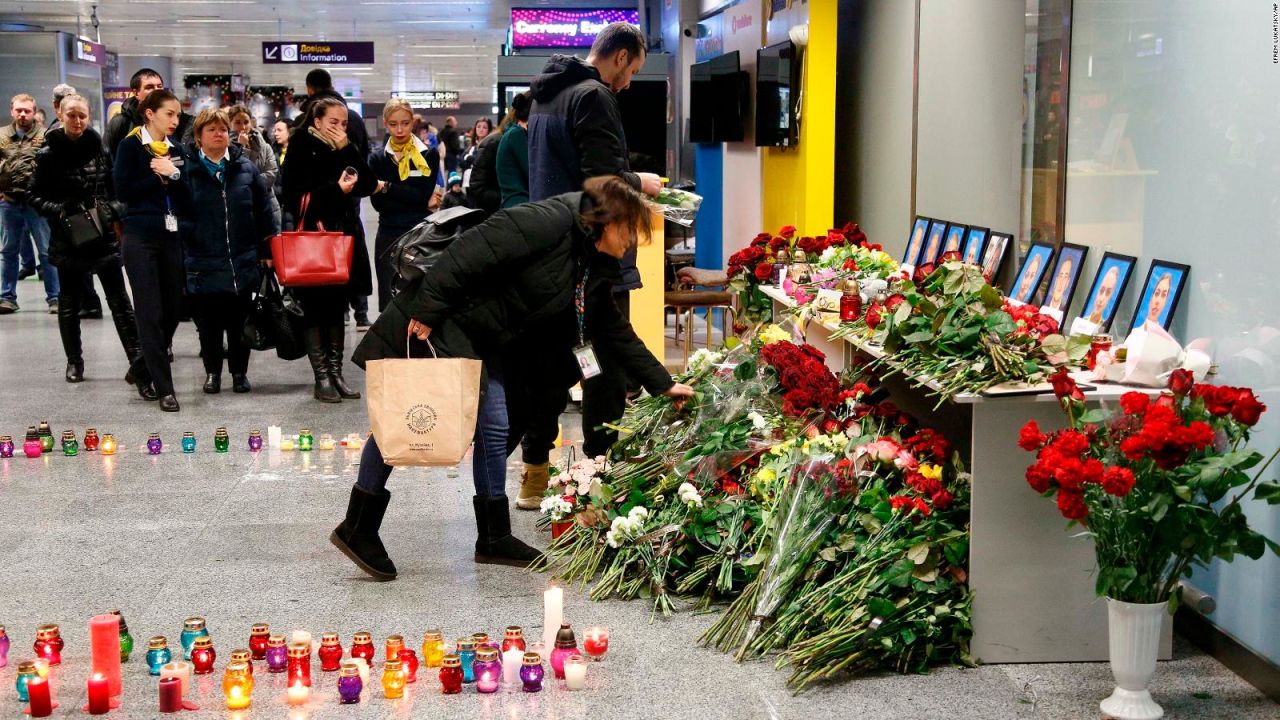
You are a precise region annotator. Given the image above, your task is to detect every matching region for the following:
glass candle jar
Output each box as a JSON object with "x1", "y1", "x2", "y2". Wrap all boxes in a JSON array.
[
  {"x1": 265, "y1": 635, "x2": 287, "y2": 673},
  {"x1": 100, "y1": 434, "x2": 117, "y2": 456},
  {"x1": 248, "y1": 624, "x2": 269, "y2": 660},
  {"x1": 15, "y1": 660, "x2": 37, "y2": 702},
  {"x1": 318, "y1": 433, "x2": 335, "y2": 450},
  {"x1": 337, "y1": 662, "x2": 362, "y2": 704},
  {"x1": 773, "y1": 249, "x2": 790, "y2": 285},
  {"x1": 501, "y1": 626, "x2": 526, "y2": 654},
  {"x1": 229, "y1": 649, "x2": 253, "y2": 676},
  {"x1": 318, "y1": 632, "x2": 342, "y2": 671},
  {"x1": 421, "y1": 629, "x2": 445, "y2": 668},
  {"x1": 181, "y1": 432, "x2": 196, "y2": 453},
  {"x1": 287, "y1": 643, "x2": 311, "y2": 687},
  {"x1": 147, "y1": 433, "x2": 163, "y2": 455},
  {"x1": 180, "y1": 617, "x2": 207, "y2": 660},
  {"x1": 113, "y1": 610, "x2": 134, "y2": 662},
  {"x1": 247, "y1": 430, "x2": 263, "y2": 452},
  {"x1": 23, "y1": 435, "x2": 43, "y2": 458},
  {"x1": 563, "y1": 654, "x2": 587, "y2": 690},
  {"x1": 147, "y1": 636, "x2": 172, "y2": 675},
  {"x1": 385, "y1": 634, "x2": 405, "y2": 662},
  {"x1": 399, "y1": 649, "x2": 419, "y2": 683},
  {"x1": 61, "y1": 431, "x2": 79, "y2": 456},
  {"x1": 456, "y1": 639, "x2": 476, "y2": 682},
  {"x1": 471, "y1": 632, "x2": 495, "y2": 650},
  {"x1": 839, "y1": 278, "x2": 863, "y2": 323},
  {"x1": 381, "y1": 657, "x2": 406, "y2": 699},
  {"x1": 439, "y1": 654, "x2": 463, "y2": 695},
  {"x1": 519, "y1": 653, "x2": 544, "y2": 693},
  {"x1": 222, "y1": 661, "x2": 253, "y2": 710},
  {"x1": 582, "y1": 626, "x2": 609, "y2": 660},
  {"x1": 549, "y1": 624, "x2": 578, "y2": 679},
  {"x1": 214, "y1": 427, "x2": 230, "y2": 453},
  {"x1": 350, "y1": 631, "x2": 375, "y2": 664},
  {"x1": 298, "y1": 428, "x2": 313, "y2": 451},
  {"x1": 38, "y1": 421, "x2": 54, "y2": 452},
  {"x1": 0, "y1": 435, "x2": 14, "y2": 458},
  {"x1": 83, "y1": 428, "x2": 99, "y2": 452},
  {"x1": 0, "y1": 624, "x2": 8, "y2": 667},
  {"x1": 473, "y1": 648, "x2": 501, "y2": 693},
  {"x1": 190, "y1": 636, "x2": 215, "y2": 674},
  {"x1": 34, "y1": 624, "x2": 63, "y2": 665}
]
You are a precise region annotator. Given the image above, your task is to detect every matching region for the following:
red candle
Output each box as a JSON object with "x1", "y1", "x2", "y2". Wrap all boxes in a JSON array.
[
  {"x1": 27, "y1": 676, "x2": 53, "y2": 718},
  {"x1": 158, "y1": 677, "x2": 182, "y2": 713},
  {"x1": 90, "y1": 613, "x2": 123, "y2": 696},
  {"x1": 583, "y1": 627, "x2": 609, "y2": 659},
  {"x1": 87, "y1": 673, "x2": 111, "y2": 714}
]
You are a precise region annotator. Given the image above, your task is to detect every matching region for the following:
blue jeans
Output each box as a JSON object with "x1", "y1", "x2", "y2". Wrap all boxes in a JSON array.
[
  {"x1": 357, "y1": 356, "x2": 510, "y2": 497},
  {"x1": 0, "y1": 200, "x2": 59, "y2": 303}
]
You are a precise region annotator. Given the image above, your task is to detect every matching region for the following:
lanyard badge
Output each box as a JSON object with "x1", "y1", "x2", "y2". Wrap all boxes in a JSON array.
[{"x1": 573, "y1": 269, "x2": 601, "y2": 380}]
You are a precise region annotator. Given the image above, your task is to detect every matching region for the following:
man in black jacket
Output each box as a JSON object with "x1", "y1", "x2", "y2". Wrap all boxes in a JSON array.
[
  {"x1": 438, "y1": 116, "x2": 461, "y2": 174},
  {"x1": 519, "y1": 22, "x2": 664, "y2": 508},
  {"x1": 103, "y1": 69, "x2": 193, "y2": 159}
]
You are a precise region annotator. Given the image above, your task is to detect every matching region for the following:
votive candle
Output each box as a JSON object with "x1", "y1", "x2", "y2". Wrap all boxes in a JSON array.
[
  {"x1": 26, "y1": 675, "x2": 53, "y2": 717},
  {"x1": 84, "y1": 428, "x2": 100, "y2": 451},
  {"x1": 298, "y1": 428, "x2": 313, "y2": 451},
  {"x1": 502, "y1": 626, "x2": 526, "y2": 653},
  {"x1": 146, "y1": 637, "x2": 172, "y2": 675},
  {"x1": 248, "y1": 430, "x2": 263, "y2": 452},
  {"x1": 456, "y1": 639, "x2": 476, "y2": 682},
  {"x1": 214, "y1": 427, "x2": 230, "y2": 453},
  {"x1": 337, "y1": 662, "x2": 362, "y2": 704},
  {"x1": 34, "y1": 624, "x2": 63, "y2": 665},
  {"x1": 248, "y1": 624, "x2": 269, "y2": 660},
  {"x1": 502, "y1": 648, "x2": 523, "y2": 686},
  {"x1": 421, "y1": 629, "x2": 445, "y2": 668},
  {"x1": 190, "y1": 636, "x2": 215, "y2": 674},
  {"x1": 267, "y1": 425, "x2": 282, "y2": 447},
  {"x1": 563, "y1": 655, "x2": 587, "y2": 690},
  {"x1": 87, "y1": 672, "x2": 110, "y2": 714},
  {"x1": 543, "y1": 586, "x2": 563, "y2": 652},
  {"x1": 265, "y1": 634, "x2": 287, "y2": 672},
  {"x1": 550, "y1": 623, "x2": 578, "y2": 679},
  {"x1": 318, "y1": 632, "x2": 342, "y2": 671},
  {"x1": 15, "y1": 660, "x2": 37, "y2": 702},
  {"x1": 229, "y1": 649, "x2": 253, "y2": 676},
  {"x1": 286, "y1": 681, "x2": 309, "y2": 706},
  {"x1": 519, "y1": 653, "x2": 544, "y2": 693},
  {"x1": 113, "y1": 610, "x2": 134, "y2": 663},
  {"x1": 61, "y1": 430, "x2": 78, "y2": 455},
  {"x1": 439, "y1": 654, "x2": 463, "y2": 695},
  {"x1": 181, "y1": 432, "x2": 196, "y2": 453},
  {"x1": 291, "y1": 630, "x2": 312, "y2": 653},
  {"x1": 381, "y1": 657, "x2": 406, "y2": 699},
  {"x1": 287, "y1": 643, "x2": 311, "y2": 687},
  {"x1": 100, "y1": 434, "x2": 117, "y2": 455},
  {"x1": 180, "y1": 617, "x2": 207, "y2": 660},
  {"x1": 159, "y1": 662, "x2": 192, "y2": 697},
  {"x1": 385, "y1": 634, "x2": 404, "y2": 662},
  {"x1": 222, "y1": 661, "x2": 253, "y2": 710},
  {"x1": 473, "y1": 648, "x2": 501, "y2": 693},
  {"x1": 0, "y1": 624, "x2": 9, "y2": 667},
  {"x1": 399, "y1": 648, "x2": 419, "y2": 683},
  {"x1": 583, "y1": 626, "x2": 609, "y2": 660},
  {"x1": 350, "y1": 631, "x2": 375, "y2": 664},
  {"x1": 0, "y1": 435, "x2": 14, "y2": 458},
  {"x1": 157, "y1": 676, "x2": 182, "y2": 713},
  {"x1": 147, "y1": 432, "x2": 163, "y2": 455}
]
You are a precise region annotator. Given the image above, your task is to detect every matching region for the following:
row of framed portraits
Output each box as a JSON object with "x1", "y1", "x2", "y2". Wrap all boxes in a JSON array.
[{"x1": 904, "y1": 215, "x2": 1189, "y2": 332}]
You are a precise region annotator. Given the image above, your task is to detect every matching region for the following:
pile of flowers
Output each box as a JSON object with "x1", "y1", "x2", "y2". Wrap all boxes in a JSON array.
[
  {"x1": 1020, "y1": 368, "x2": 1280, "y2": 604},
  {"x1": 727, "y1": 223, "x2": 877, "y2": 322}
]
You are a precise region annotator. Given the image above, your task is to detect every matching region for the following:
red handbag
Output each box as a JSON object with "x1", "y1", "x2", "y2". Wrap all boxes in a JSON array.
[{"x1": 270, "y1": 193, "x2": 354, "y2": 287}]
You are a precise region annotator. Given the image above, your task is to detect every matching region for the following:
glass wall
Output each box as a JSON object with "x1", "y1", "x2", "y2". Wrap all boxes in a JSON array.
[{"x1": 1066, "y1": 0, "x2": 1280, "y2": 664}]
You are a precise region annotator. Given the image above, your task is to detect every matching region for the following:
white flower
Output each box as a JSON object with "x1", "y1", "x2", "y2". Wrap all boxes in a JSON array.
[
  {"x1": 677, "y1": 482, "x2": 703, "y2": 508},
  {"x1": 628, "y1": 506, "x2": 649, "y2": 523},
  {"x1": 539, "y1": 496, "x2": 573, "y2": 521},
  {"x1": 747, "y1": 411, "x2": 769, "y2": 431},
  {"x1": 687, "y1": 348, "x2": 724, "y2": 373},
  {"x1": 819, "y1": 246, "x2": 838, "y2": 265}
]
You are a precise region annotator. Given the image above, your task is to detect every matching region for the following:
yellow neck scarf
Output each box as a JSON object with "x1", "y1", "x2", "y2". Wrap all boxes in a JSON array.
[
  {"x1": 128, "y1": 126, "x2": 170, "y2": 157},
  {"x1": 388, "y1": 136, "x2": 429, "y2": 181}
]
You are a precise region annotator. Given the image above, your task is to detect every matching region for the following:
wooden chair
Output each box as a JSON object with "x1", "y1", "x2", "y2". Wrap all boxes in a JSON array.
[{"x1": 664, "y1": 267, "x2": 737, "y2": 366}]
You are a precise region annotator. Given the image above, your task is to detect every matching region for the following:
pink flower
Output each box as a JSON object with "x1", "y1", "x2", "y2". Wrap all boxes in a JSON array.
[
  {"x1": 893, "y1": 449, "x2": 919, "y2": 472},
  {"x1": 857, "y1": 439, "x2": 901, "y2": 464}
]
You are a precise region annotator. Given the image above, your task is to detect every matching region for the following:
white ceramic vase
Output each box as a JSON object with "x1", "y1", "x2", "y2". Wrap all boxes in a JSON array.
[{"x1": 1100, "y1": 598, "x2": 1168, "y2": 720}]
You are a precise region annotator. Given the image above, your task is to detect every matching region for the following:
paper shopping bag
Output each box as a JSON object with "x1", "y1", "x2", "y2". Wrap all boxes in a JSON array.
[{"x1": 365, "y1": 338, "x2": 482, "y2": 466}]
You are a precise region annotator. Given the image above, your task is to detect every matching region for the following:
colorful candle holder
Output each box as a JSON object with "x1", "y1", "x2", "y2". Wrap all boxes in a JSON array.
[
  {"x1": 146, "y1": 636, "x2": 172, "y2": 675},
  {"x1": 100, "y1": 434, "x2": 117, "y2": 455},
  {"x1": 563, "y1": 654, "x2": 587, "y2": 690},
  {"x1": 0, "y1": 624, "x2": 8, "y2": 667},
  {"x1": 157, "y1": 676, "x2": 182, "y2": 713},
  {"x1": 112, "y1": 609, "x2": 134, "y2": 662},
  {"x1": 385, "y1": 634, "x2": 405, "y2": 662},
  {"x1": 222, "y1": 661, "x2": 253, "y2": 710},
  {"x1": 298, "y1": 428, "x2": 313, "y2": 451},
  {"x1": 34, "y1": 623, "x2": 63, "y2": 665},
  {"x1": 502, "y1": 626, "x2": 526, "y2": 653},
  {"x1": 0, "y1": 435, "x2": 14, "y2": 458},
  {"x1": 382, "y1": 657, "x2": 406, "y2": 699},
  {"x1": 180, "y1": 617, "x2": 207, "y2": 660},
  {"x1": 583, "y1": 626, "x2": 609, "y2": 660},
  {"x1": 15, "y1": 660, "x2": 37, "y2": 702},
  {"x1": 457, "y1": 639, "x2": 477, "y2": 683},
  {"x1": 400, "y1": 648, "x2": 419, "y2": 683},
  {"x1": 265, "y1": 635, "x2": 287, "y2": 673},
  {"x1": 337, "y1": 662, "x2": 363, "y2": 704},
  {"x1": 319, "y1": 632, "x2": 342, "y2": 671},
  {"x1": 190, "y1": 636, "x2": 215, "y2": 674},
  {"x1": 519, "y1": 653, "x2": 544, "y2": 693},
  {"x1": 248, "y1": 624, "x2": 269, "y2": 660},
  {"x1": 181, "y1": 432, "x2": 196, "y2": 453},
  {"x1": 550, "y1": 624, "x2": 577, "y2": 679},
  {"x1": 318, "y1": 433, "x2": 335, "y2": 450},
  {"x1": 471, "y1": 632, "x2": 494, "y2": 649},
  {"x1": 27, "y1": 675, "x2": 52, "y2": 717},
  {"x1": 61, "y1": 430, "x2": 79, "y2": 456},
  {"x1": 147, "y1": 433, "x2": 163, "y2": 455},
  {"x1": 439, "y1": 654, "x2": 463, "y2": 695},
  {"x1": 84, "y1": 428, "x2": 100, "y2": 452},
  {"x1": 473, "y1": 648, "x2": 501, "y2": 693},
  {"x1": 87, "y1": 672, "x2": 111, "y2": 715},
  {"x1": 287, "y1": 643, "x2": 311, "y2": 687},
  {"x1": 24, "y1": 427, "x2": 43, "y2": 458},
  {"x1": 421, "y1": 629, "x2": 445, "y2": 668},
  {"x1": 214, "y1": 427, "x2": 230, "y2": 453},
  {"x1": 229, "y1": 649, "x2": 253, "y2": 676},
  {"x1": 247, "y1": 430, "x2": 263, "y2": 452},
  {"x1": 38, "y1": 421, "x2": 54, "y2": 453},
  {"x1": 350, "y1": 632, "x2": 375, "y2": 664}
]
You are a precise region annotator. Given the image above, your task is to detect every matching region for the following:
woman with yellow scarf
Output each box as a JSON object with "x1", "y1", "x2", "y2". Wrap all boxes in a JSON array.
[{"x1": 367, "y1": 99, "x2": 442, "y2": 312}]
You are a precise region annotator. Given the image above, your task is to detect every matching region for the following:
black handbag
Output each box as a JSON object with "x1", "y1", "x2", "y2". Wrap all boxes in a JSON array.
[
  {"x1": 64, "y1": 205, "x2": 106, "y2": 247},
  {"x1": 389, "y1": 206, "x2": 486, "y2": 282},
  {"x1": 242, "y1": 273, "x2": 306, "y2": 360}
]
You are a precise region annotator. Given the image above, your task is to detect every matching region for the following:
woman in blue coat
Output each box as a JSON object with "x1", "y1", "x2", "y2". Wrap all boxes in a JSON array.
[{"x1": 180, "y1": 109, "x2": 278, "y2": 394}]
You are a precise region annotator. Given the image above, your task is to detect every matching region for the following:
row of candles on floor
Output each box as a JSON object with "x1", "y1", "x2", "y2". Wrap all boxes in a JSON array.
[
  {"x1": 4, "y1": 616, "x2": 609, "y2": 714},
  {"x1": 0, "y1": 422, "x2": 366, "y2": 458}
]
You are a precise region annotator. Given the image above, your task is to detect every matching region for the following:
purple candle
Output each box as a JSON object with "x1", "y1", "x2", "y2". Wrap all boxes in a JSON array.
[
  {"x1": 248, "y1": 431, "x2": 263, "y2": 452},
  {"x1": 337, "y1": 663, "x2": 362, "y2": 704},
  {"x1": 519, "y1": 653, "x2": 543, "y2": 692},
  {"x1": 147, "y1": 433, "x2": 163, "y2": 455}
]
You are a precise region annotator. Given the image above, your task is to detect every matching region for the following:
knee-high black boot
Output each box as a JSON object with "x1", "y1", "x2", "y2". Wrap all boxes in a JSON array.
[
  {"x1": 327, "y1": 324, "x2": 361, "y2": 399},
  {"x1": 330, "y1": 486, "x2": 397, "y2": 580},
  {"x1": 473, "y1": 496, "x2": 541, "y2": 567},
  {"x1": 57, "y1": 298, "x2": 84, "y2": 382},
  {"x1": 306, "y1": 326, "x2": 341, "y2": 403}
]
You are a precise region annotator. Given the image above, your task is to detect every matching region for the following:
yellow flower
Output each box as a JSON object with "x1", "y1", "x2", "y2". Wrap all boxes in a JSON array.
[
  {"x1": 919, "y1": 463, "x2": 943, "y2": 482},
  {"x1": 756, "y1": 467, "x2": 777, "y2": 483},
  {"x1": 758, "y1": 324, "x2": 793, "y2": 346}
]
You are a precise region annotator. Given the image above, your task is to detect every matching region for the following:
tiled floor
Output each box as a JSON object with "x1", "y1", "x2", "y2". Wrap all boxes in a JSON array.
[{"x1": 0, "y1": 279, "x2": 1275, "y2": 719}]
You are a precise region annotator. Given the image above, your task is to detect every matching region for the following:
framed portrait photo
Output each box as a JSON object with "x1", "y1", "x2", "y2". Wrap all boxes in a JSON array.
[
  {"x1": 904, "y1": 216, "x2": 932, "y2": 266},
  {"x1": 1007, "y1": 241, "x2": 1055, "y2": 304},
  {"x1": 981, "y1": 231, "x2": 1012, "y2": 282},
  {"x1": 1130, "y1": 260, "x2": 1190, "y2": 331},
  {"x1": 1075, "y1": 252, "x2": 1137, "y2": 332},
  {"x1": 920, "y1": 219, "x2": 948, "y2": 265},
  {"x1": 962, "y1": 226, "x2": 990, "y2": 266},
  {"x1": 942, "y1": 223, "x2": 968, "y2": 257},
  {"x1": 1038, "y1": 243, "x2": 1089, "y2": 314}
]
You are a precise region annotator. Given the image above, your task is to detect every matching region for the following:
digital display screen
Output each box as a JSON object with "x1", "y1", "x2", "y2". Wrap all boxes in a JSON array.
[{"x1": 510, "y1": 8, "x2": 641, "y2": 48}]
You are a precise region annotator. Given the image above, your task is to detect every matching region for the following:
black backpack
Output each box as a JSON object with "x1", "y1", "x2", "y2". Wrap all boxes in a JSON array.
[{"x1": 387, "y1": 206, "x2": 486, "y2": 282}]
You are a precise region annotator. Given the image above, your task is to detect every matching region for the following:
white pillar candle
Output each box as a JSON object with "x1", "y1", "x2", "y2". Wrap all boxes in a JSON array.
[
  {"x1": 563, "y1": 656, "x2": 587, "y2": 690},
  {"x1": 159, "y1": 661, "x2": 192, "y2": 696},
  {"x1": 291, "y1": 630, "x2": 312, "y2": 653},
  {"x1": 287, "y1": 681, "x2": 309, "y2": 705},
  {"x1": 543, "y1": 586, "x2": 564, "y2": 652},
  {"x1": 267, "y1": 426, "x2": 282, "y2": 447},
  {"x1": 502, "y1": 648, "x2": 523, "y2": 686}
]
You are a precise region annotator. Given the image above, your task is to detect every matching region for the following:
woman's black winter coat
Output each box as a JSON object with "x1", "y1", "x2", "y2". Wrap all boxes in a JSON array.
[{"x1": 29, "y1": 127, "x2": 120, "y2": 265}]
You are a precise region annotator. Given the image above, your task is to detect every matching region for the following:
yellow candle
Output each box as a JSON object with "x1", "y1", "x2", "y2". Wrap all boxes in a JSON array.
[
  {"x1": 286, "y1": 681, "x2": 309, "y2": 705},
  {"x1": 223, "y1": 662, "x2": 253, "y2": 710}
]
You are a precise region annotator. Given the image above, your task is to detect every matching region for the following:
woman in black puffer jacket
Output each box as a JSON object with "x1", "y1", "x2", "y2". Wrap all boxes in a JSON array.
[
  {"x1": 29, "y1": 94, "x2": 148, "y2": 387},
  {"x1": 181, "y1": 109, "x2": 279, "y2": 395},
  {"x1": 330, "y1": 176, "x2": 693, "y2": 581}
]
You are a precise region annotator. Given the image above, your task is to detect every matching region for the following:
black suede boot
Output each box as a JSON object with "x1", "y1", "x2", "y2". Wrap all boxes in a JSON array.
[
  {"x1": 473, "y1": 496, "x2": 541, "y2": 567},
  {"x1": 330, "y1": 486, "x2": 397, "y2": 580},
  {"x1": 305, "y1": 326, "x2": 341, "y2": 403},
  {"x1": 327, "y1": 324, "x2": 361, "y2": 399},
  {"x1": 65, "y1": 357, "x2": 84, "y2": 383}
]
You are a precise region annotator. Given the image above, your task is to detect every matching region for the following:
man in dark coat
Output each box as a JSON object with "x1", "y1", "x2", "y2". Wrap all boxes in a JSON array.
[
  {"x1": 103, "y1": 69, "x2": 194, "y2": 159},
  {"x1": 522, "y1": 21, "x2": 663, "y2": 504},
  {"x1": 438, "y1": 116, "x2": 462, "y2": 174}
]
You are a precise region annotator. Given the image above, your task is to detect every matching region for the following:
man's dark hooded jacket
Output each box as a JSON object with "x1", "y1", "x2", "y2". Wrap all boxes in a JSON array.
[{"x1": 103, "y1": 96, "x2": 193, "y2": 159}]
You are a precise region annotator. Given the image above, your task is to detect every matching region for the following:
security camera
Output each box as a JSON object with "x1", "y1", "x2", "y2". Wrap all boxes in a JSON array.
[
  {"x1": 681, "y1": 22, "x2": 706, "y2": 39},
  {"x1": 90, "y1": 4, "x2": 100, "y2": 30}
]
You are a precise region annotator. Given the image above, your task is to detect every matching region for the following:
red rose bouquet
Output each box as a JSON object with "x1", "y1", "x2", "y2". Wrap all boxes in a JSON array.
[{"x1": 1021, "y1": 369, "x2": 1280, "y2": 604}]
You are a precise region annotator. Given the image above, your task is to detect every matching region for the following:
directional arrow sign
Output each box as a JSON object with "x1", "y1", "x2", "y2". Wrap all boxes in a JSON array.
[
  {"x1": 263, "y1": 45, "x2": 278, "y2": 61},
  {"x1": 262, "y1": 41, "x2": 374, "y2": 65}
]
